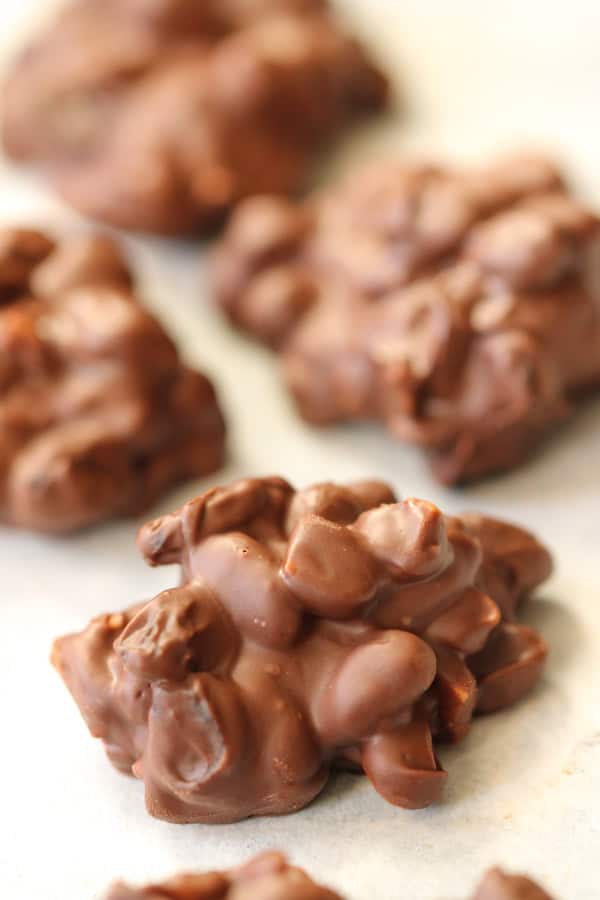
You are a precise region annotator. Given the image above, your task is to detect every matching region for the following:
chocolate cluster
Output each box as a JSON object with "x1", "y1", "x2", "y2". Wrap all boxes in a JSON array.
[
  {"x1": 2, "y1": 0, "x2": 387, "y2": 234},
  {"x1": 104, "y1": 854, "x2": 555, "y2": 900},
  {"x1": 215, "y1": 153, "x2": 600, "y2": 482},
  {"x1": 53, "y1": 476, "x2": 550, "y2": 823},
  {"x1": 472, "y1": 869, "x2": 555, "y2": 900},
  {"x1": 105, "y1": 851, "x2": 342, "y2": 900},
  {"x1": 0, "y1": 228, "x2": 225, "y2": 532}
]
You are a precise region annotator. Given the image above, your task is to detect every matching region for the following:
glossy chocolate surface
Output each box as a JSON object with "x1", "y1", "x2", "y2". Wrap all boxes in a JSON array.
[
  {"x1": 54, "y1": 476, "x2": 551, "y2": 822},
  {"x1": 2, "y1": 0, "x2": 387, "y2": 233},
  {"x1": 0, "y1": 228, "x2": 225, "y2": 532},
  {"x1": 215, "y1": 154, "x2": 600, "y2": 482}
]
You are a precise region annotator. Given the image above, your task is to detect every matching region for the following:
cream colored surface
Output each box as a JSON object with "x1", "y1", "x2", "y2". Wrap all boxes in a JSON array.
[{"x1": 0, "y1": 2, "x2": 599, "y2": 898}]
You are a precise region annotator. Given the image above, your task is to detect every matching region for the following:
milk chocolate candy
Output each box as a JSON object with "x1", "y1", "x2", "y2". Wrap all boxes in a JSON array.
[
  {"x1": 0, "y1": 228, "x2": 225, "y2": 532},
  {"x1": 104, "y1": 859, "x2": 556, "y2": 900},
  {"x1": 53, "y1": 476, "x2": 551, "y2": 823},
  {"x1": 2, "y1": 0, "x2": 387, "y2": 234},
  {"x1": 215, "y1": 154, "x2": 600, "y2": 482},
  {"x1": 471, "y1": 868, "x2": 555, "y2": 900},
  {"x1": 105, "y1": 851, "x2": 342, "y2": 900}
]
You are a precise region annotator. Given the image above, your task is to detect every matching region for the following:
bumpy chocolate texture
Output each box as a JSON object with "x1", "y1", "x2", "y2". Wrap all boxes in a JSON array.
[
  {"x1": 0, "y1": 228, "x2": 225, "y2": 532},
  {"x1": 2, "y1": 0, "x2": 387, "y2": 234},
  {"x1": 53, "y1": 476, "x2": 551, "y2": 822},
  {"x1": 215, "y1": 153, "x2": 600, "y2": 482},
  {"x1": 105, "y1": 851, "x2": 343, "y2": 900},
  {"x1": 104, "y1": 856, "x2": 556, "y2": 900}
]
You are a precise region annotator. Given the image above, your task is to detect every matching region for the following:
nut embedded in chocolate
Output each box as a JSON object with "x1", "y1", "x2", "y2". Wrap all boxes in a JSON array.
[
  {"x1": 0, "y1": 228, "x2": 225, "y2": 532},
  {"x1": 105, "y1": 851, "x2": 343, "y2": 900},
  {"x1": 103, "y1": 858, "x2": 557, "y2": 900},
  {"x1": 2, "y1": 0, "x2": 388, "y2": 234},
  {"x1": 214, "y1": 153, "x2": 600, "y2": 482},
  {"x1": 52, "y1": 476, "x2": 551, "y2": 823}
]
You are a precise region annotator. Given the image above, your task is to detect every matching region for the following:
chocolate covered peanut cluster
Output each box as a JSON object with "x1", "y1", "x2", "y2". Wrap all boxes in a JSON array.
[
  {"x1": 105, "y1": 851, "x2": 342, "y2": 900},
  {"x1": 471, "y1": 869, "x2": 554, "y2": 900},
  {"x1": 2, "y1": 0, "x2": 387, "y2": 233},
  {"x1": 0, "y1": 228, "x2": 224, "y2": 532},
  {"x1": 53, "y1": 476, "x2": 550, "y2": 822},
  {"x1": 104, "y1": 854, "x2": 555, "y2": 899},
  {"x1": 215, "y1": 154, "x2": 600, "y2": 482}
]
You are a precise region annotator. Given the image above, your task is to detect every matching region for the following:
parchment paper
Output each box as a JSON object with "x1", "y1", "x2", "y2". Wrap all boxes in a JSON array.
[{"x1": 1, "y1": 2, "x2": 599, "y2": 897}]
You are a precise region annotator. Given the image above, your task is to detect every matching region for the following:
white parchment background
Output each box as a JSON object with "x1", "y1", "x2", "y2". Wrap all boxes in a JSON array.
[{"x1": 0, "y1": 2, "x2": 599, "y2": 898}]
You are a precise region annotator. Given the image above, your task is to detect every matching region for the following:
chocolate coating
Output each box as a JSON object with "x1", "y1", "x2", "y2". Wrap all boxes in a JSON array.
[
  {"x1": 105, "y1": 858, "x2": 557, "y2": 900},
  {"x1": 215, "y1": 153, "x2": 600, "y2": 482},
  {"x1": 105, "y1": 852, "x2": 342, "y2": 900},
  {"x1": 2, "y1": 0, "x2": 387, "y2": 234},
  {"x1": 471, "y1": 868, "x2": 555, "y2": 900},
  {"x1": 0, "y1": 228, "x2": 225, "y2": 532},
  {"x1": 53, "y1": 476, "x2": 551, "y2": 822}
]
